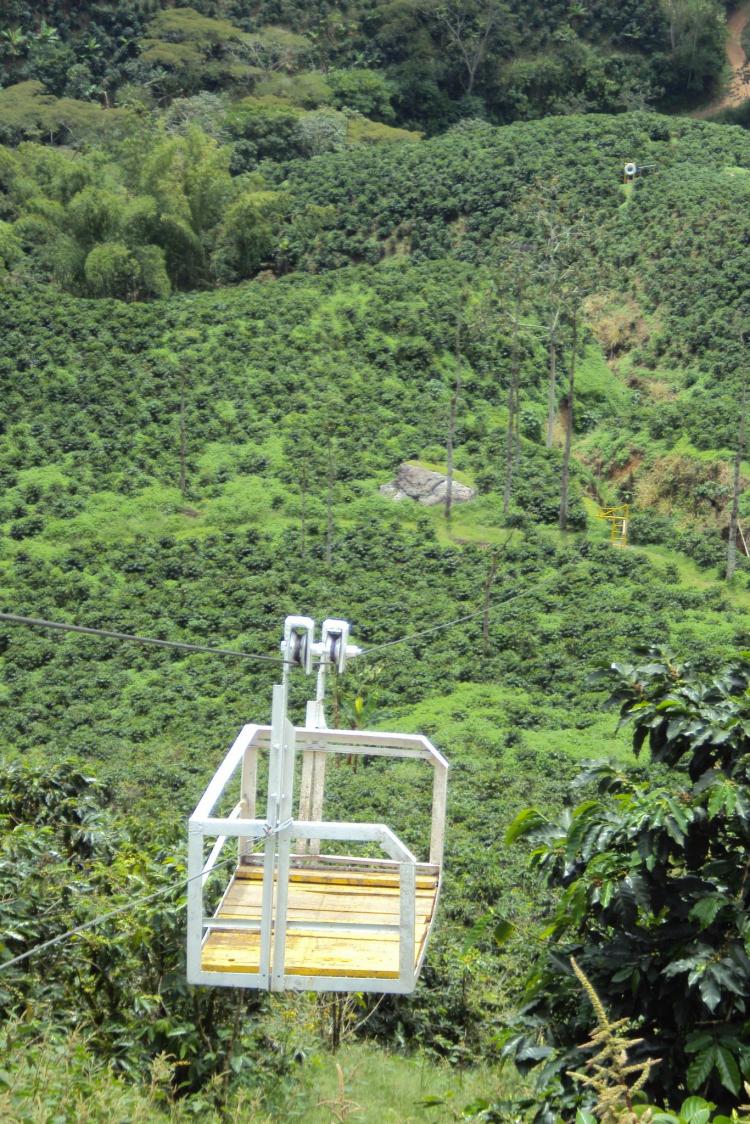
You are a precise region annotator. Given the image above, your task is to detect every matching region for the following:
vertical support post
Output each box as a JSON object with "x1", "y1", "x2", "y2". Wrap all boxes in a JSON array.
[
  {"x1": 399, "y1": 861, "x2": 416, "y2": 990},
  {"x1": 296, "y1": 700, "x2": 318, "y2": 855},
  {"x1": 429, "y1": 763, "x2": 448, "y2": 866},
  {"x1": 239, "y1": 743, "x2": 258, "y2": 861},
  {"x1": 187, "y1": 825, "x2": 203, "y2": 983},
  {"x1": 297, "y1": 696, "x2": 327, "y2": 856},
  {"x1": 308, "y1": 751, "x2": 326, "y2": 855},
  {"x1": 259, "y1": 682, "x2": 285, "y2": 989},
  {"x1": 309, "y1": 668, "x2": 328, "y2": 858},
  {"x1": 272, "y1": 716, "x2": 295, "y2": 991}
]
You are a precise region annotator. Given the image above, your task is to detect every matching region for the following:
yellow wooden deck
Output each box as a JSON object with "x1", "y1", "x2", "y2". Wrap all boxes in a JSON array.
[{"x1": 201, "y1": 866, "x2": 439, "y2": 979}]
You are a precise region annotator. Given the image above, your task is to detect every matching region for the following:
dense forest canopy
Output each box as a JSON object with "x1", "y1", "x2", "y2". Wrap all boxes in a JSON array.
[
  {"x1": 5, "y1": 1, "x2": 750, "y2": 1121},
  {"x1": 0, "y1": 0, "x2": 731, "y2": 131}
]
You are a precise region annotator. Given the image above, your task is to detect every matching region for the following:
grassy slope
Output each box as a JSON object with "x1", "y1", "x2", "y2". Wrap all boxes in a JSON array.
[
  {"x1": 0, "y1": 1034, "x2": 517, "y2": 1123},
  {"x1": 5, "y1": 111, "x2": 750, "y2": 1110}
]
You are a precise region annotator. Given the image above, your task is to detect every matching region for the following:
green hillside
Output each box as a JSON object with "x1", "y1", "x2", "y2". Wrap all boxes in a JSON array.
[
  {"x1": 4, "y1": 3, "x2": 750, "y2": 1121},
  {"x1": 0, "y1": 1, "x2": 730, "y2": 133}
]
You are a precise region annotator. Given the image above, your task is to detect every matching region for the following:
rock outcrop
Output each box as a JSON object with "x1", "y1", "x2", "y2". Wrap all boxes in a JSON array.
[{"x1": 379, "y1": 463, "x2": 476, "y2": 506}]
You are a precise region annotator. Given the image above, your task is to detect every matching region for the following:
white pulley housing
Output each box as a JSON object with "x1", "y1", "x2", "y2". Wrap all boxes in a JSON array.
[
  {"x1": 321, "y1": 618, "x2": 350, "y2": 673},
  {"x1": 283, "y1": 615, "x2": 315, "y2": 673}
]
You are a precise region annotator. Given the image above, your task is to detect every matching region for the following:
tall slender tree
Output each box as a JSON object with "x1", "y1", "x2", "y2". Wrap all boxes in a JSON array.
[
  {"x1": 423, "y1": 0, "x2": 511, "y2": 96},
  {"x1": 558, "y1": 306, "x2": 578, "y2": 532},
  {"x1": 444, "y1": 289, "x2": 473, "y2": 523},
  {"x1": 726, "y1": 329, "x2": 748, "y2": 581},
  {"x1": 324, "y1": 432, "x2": 336, "y2": 569},
  {"x1": 178, "y1": 366, "x2": 187, "y2": 498},
  {"x1": 487, "y1": 242, "x2": 533, "y2": 517},
  {"x1": 503, "y1": 296, "x2": 522, "y2": 516},
  {"x1": 519, "y1": 184, "x2": 579, "y2": 450}
]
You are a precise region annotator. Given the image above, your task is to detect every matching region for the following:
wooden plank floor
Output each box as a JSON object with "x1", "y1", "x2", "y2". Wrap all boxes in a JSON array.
[{"x1": 201, "y1": 866, "x2": 439, "y2": 979}]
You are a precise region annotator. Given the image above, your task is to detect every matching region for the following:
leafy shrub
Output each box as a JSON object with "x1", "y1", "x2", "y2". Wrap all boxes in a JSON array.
[{"x1": 504, "y1": 651, "x2": 750, "y2": 1113}]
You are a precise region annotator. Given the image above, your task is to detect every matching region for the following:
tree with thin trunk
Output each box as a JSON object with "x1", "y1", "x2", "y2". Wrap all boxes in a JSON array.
[
  {"x1": 424, "y1": 0, "x2": 508, "y2": 95},
  {"x1": 445, "y1": 292, "x2": 471, "y2": 523},
  {"x1": 178, "y1": 366, "x2": 187, "y2": 498},
  {"x1": 518, "y1": 184, "x2": 578, "y2": 450},
  {"x1": 325, "y1": 434, "x2": 336, "y2": 569},
  {"x1": 545, "y1": 305, "x2": 562, "y2": 449},
  {"x1": 503, "y1": 297, "x2": 524, "y2": 516},
  {"x1": 727, "y1": 346, "x2": 748, "y2": 581},
  {"x1": 445, "y1": 354, "x2": 461, "y2": 525},
  {"x1": 282, "y1": 427, "x2": 315, "y2": 560},
  {"x1": 559, "y1": 307, "x2": 578, "y2": 532},
  {"x1": 470, "y1": 252, "x2": 528, "y2": 518},
  {"x1": 482, "y1": 549, "x2": 500, "y2": 653},
  {"x1": 496, "y1": 252, "x2": 531, "y2": 516},
  {"x1": 298, "y1": 463, "x2": 308, "y2": 560}
]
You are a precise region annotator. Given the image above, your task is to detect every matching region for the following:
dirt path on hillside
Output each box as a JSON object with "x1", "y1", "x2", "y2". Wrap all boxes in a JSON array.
[{"x1": 692, "y1": 2, "x2": 750, "y2": 118}]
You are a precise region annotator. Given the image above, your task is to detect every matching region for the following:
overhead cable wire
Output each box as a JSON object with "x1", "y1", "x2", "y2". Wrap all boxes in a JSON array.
[
  {"x1": 0, "y1": 856, "x2": 236, "y2": 974},
  {"x1": 0, "y1": 811, "x2": 303, "y2": 974},
  {"x1": 0, "y1": 549, "x2": 593, "y2": 968},
  {"x1": 0, "y1": 549, "x2": 592, "y2": 666},
  {"x1": 0, "y1": 612, "x2": 284, "y2": 665},
  {"x1": 359, "y1": 547, "x2": 590, "y2": 657}
]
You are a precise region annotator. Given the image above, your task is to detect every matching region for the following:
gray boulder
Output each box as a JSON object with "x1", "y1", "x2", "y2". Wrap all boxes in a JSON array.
[{"x1": 379, "y1": 463, "x2": 476, "y2": 506}]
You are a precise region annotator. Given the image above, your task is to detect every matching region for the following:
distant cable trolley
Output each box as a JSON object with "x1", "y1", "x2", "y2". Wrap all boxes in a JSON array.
[
  {"x1": 187, "y1": 616, "x2": 449, "y2": 994},
  {"x1": 623, "y1": 161, "x2": 656, "y2": 184}
]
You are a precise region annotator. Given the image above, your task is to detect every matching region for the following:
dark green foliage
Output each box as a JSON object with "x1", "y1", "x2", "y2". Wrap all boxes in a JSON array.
[
  {"x1": 2, "y1": 5, "x2": 750, "y2": 1110},
  {"x1": 0, "y1": 129, "x2": 289, "y2": 293},
  {"x1": 0, "y1": 0, "x2": 728, "y2": 133},
  {"x1": 0, "y1": 758, "x2": 287, "y2": 1097},
  {"x1": 504, "y1": 651, "x2": 750, "y2": 1113}
]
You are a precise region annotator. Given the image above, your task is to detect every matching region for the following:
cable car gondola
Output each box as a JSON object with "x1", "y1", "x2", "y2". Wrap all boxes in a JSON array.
[{"x1": 187, "y1": 616, "x2": 449, "y2": 993}]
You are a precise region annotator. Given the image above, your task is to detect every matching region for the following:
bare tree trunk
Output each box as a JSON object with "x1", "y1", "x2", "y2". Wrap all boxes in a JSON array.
[
  {"x1": 559, "y1": 310, "x2": 578, "y2": 532},
  {"x1": 299, "y1": 468, "x2": 308, "y2": 560},
  {"x1": 503, "y1": 308, "x2": 521, "y2": 516},
  {"x1": 482, "y1": 551, "x2": 500, "y2": 653},
  {"x1": 727, "y1": 369, "x2": 747, "y2": 580},
  {"x1": 513, "y1": 372, "x2": 521, "y2": 478},
  {"x1": 445, "y1": 379, "x2": 460, "y2": 524},
  {"x1": 446, "y1": 316, "x2": 463, "y2": 523},
  {"x1": 431, "y1": 1, "x2": 497, "y2": 95},
  {"x1": 503, "y1": 371, "x2": 517, "y2": 515},
  {"x1": 661, "y1": 0, "x2": 677, "y2": 50},
  {"x1": 325, "y1": 437, "x2": 335, "y2": 568},
  {"x1": 179, "y1": 369, "x2": 187, "y2": 498},
  {"x1": 546, "y1": 315, "x2": 559, "y2": 449}
]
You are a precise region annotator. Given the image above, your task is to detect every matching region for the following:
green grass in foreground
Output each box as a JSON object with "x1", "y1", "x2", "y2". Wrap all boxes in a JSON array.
[
  {"x1": 0, "y1": 1034, "x2": 517, "y2": 1124},
  {"x1": 278, "y1": 1043, "x2": 516, "y2": 1123}
]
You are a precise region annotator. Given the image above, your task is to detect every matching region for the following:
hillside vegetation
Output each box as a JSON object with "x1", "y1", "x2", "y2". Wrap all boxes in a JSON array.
[
  {"x1": 4, "y1": 3, "x2": 750, "y2": 1121},
  {"x1": 0, "y1": 1, "x2": 730, "y2": 133}
]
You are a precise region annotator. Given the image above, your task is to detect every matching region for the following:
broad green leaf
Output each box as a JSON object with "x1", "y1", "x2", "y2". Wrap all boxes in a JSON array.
[
  {"x1": 505, "y1": 807, "x2": 547, "y2": 844},
  {"x1": 493, "y1": 919, "x2": 515, "y2": 946},
  {"x1": 715, "y1": 1044, "x2": 741, "y2": 1095},
  {"x1": 679, "y1": 1096, "x2": 714, "y2": 1123},
  {"x1": 698, "y1": 971, "x2": 722, "y2": 1012},
  {"x1": 689, "y1": 896, "x2": 725, "y2": 929},
  {"x1": 460, "y1": 1098, "x2": 490, "y2": 1115},
  {"x1": 686, "y1": 1046, "x2": 716, "y2": 1090}
]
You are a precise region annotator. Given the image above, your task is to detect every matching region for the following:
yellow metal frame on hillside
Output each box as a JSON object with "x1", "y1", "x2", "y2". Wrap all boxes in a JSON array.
[{"x1": 598, "y1": 503, "x2": 629, "y2": 547}]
